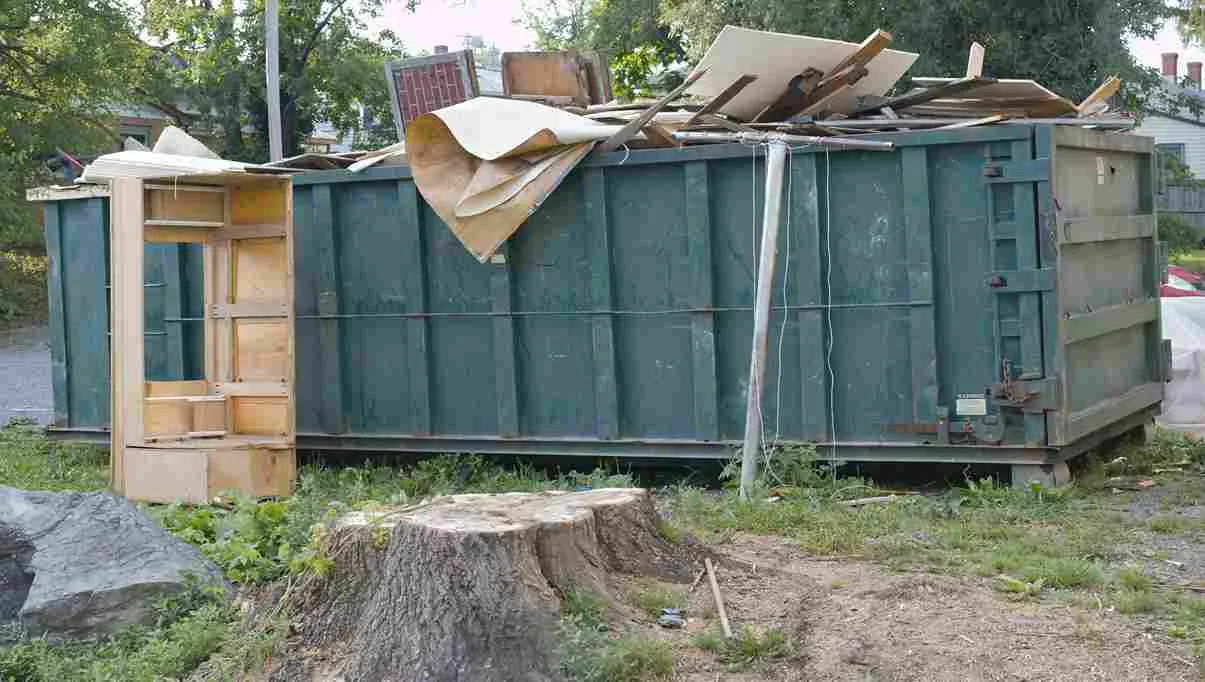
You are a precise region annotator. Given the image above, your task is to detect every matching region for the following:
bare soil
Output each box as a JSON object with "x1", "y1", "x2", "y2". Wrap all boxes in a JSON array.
[{"x1": 626, "y1": 533, "x2": 1198, "y2": 681}]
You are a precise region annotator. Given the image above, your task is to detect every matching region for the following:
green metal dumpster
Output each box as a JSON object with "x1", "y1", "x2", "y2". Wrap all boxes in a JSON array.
[{"x1": 31, "y1": 124, "x2": 1165, "y2": 479}]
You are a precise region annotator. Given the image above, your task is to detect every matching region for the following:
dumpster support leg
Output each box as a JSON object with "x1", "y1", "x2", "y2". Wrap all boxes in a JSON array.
[{"x1": 740, "y1": 139, "x2": 789, "y2": 499}]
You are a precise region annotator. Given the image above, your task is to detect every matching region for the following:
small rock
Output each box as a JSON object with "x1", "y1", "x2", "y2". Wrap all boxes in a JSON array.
[{"x1": 657, "y1": 607, "x2": 685, "y2": 628}]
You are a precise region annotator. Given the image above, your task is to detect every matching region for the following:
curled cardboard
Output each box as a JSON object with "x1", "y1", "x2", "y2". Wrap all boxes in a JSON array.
[{"x1": 406, "y1": 97, "x2": 621, "y2": 262}]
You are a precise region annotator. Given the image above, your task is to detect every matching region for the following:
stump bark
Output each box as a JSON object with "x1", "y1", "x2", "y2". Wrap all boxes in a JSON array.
[{"x1": 273, "y1": 488, "x2": 690, "y2": 682}]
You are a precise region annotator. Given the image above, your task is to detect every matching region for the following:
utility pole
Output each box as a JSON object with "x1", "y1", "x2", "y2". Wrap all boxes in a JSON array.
[{"x1": 265, "y1": 0, "x2": 283, "y2": 161}]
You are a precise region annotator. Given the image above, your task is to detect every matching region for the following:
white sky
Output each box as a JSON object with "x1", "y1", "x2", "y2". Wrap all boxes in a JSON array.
[
  {"x1": 378, "y1": 3, "x2": 1205, "y2": 77},
  {"x1": 377, "y1": 0, "x2": 536, "y2": 52}
]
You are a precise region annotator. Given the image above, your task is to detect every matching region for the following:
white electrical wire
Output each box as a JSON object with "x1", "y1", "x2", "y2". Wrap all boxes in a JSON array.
[{"x1": 823, "y1": 147, "x2": 837, "y2": 467}]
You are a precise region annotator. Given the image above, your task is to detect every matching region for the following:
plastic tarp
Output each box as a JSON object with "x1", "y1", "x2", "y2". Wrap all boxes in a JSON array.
[{"x1": 1160, "y1": 298, "x2": 1205, "y2": 432}]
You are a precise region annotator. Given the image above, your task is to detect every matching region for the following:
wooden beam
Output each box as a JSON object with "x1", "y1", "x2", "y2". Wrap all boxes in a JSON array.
[
  {"x1": 751, "y1": 68, "x2": 823, "y2": 123},
  {"x1": 686, "y1": 74, "x2": 757, "y2": 126},
  {"x1": 850, "y1": 76, "x2": 995, "y2": 116},
  {"x1": 965, "y1": 42, "x2": 985, "y2": 78},
  {"x1": 1077, "y1": 75, "x2": 1121, "y2": 115},
  {"x1": 596, "y1": 68, "x2": 707, "y2": 153},
  {"x1": 796, "y1": 66, "x2": 869, "y2": 114},
  {"x1": 826, "y1": 29, "x2": 893, "y2": 79}
]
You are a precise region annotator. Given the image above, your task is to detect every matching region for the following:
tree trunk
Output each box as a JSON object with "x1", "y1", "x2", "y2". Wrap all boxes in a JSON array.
[{"x1": 271, "y1": 488, "x2": 691, "y2": 682}]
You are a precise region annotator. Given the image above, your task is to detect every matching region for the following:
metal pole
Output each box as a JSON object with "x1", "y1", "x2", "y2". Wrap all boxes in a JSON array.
[
  {"x1": 739, "y1": 139, "x2": 789, "y2": 499},
  {"x1": 672, "y1": 130, "x2": 894, "y2": 151},
  {"x1": 265, "y1": 0, "x2": 283, "y2": 161}
]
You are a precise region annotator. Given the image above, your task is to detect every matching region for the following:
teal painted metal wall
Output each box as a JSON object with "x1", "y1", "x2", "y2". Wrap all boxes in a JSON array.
[{"x1": 39, "y1": 124, "x2": 1162, "y2": 463}]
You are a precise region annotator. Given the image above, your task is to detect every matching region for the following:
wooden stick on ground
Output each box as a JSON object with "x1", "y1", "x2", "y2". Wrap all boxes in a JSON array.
[{"x1": 705, "y1": 557, "x2": 733, "y2": 638}]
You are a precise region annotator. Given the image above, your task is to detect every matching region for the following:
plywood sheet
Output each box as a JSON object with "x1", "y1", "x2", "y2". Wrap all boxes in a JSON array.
[
  {"x1": 144, "y1": 399, "x2": 191, "y2": 436},
  {"x1": 503, "y1": 51, "x2": 589, "y2": 102},
  {"x1": 123, "y1": 447, "x2": 208, "y2": 504},
  {"x1": 208, "y1": 447, "x2": 295, "y2": 498},
  {"x1": 232, "y1": 396, "x2": 289, "y2": 436},
  {"x1": 234, "y1": 319, "x2": 290, "y2": 381},
  {"x1": 685, "y1": 26, "x2": 919, "y2": 120},
  {"x1": 233, "y1": 237, "x2": 288, "y2": 301},
  {"x1": 230, "y1": 184, "x2": 286, "y2": 225},
  {"x1": 146, "y1": 380, "x2": 209, "y2": 397},
  {"x1": 145, "y1": 188, "x2": 224, "y2": 223}
]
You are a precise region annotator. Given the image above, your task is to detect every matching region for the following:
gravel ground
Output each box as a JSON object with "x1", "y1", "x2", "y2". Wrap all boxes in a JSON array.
[{"x1": 0, "y1": 325, "x2": 52, "y2": 426}]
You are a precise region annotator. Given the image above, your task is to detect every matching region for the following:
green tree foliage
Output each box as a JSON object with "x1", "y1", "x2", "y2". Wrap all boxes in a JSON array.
[
  {"x1": 0, "y1": 0, "x2": 145, "y2": 251},
  {"x1": 660, "y1": 0, "x2": 1172, "y2": 105},
  {"x1": 144, "y1": 0, "x2": 411, "y2": 161}
]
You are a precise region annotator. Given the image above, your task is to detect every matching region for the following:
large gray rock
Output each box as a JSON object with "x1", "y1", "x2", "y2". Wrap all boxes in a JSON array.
[{"x1": 0, "y1": 485, "x2": 222, "y2": 640}]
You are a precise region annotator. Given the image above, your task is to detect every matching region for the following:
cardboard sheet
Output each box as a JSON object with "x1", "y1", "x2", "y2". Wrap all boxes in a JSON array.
[
  {"x1": 406, "y1": 97, "x2": 622, "y2": 262},
  {"x1": 909, "y1": 77, "x2": 1078, "y2": 116},
  {"x1": 685, "y1": 26, "x2": 919, "y2": 121}
]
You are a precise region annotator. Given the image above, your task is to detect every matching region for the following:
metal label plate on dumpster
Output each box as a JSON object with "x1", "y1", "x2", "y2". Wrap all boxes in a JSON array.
[{"x1": 956, "y1": 394, "x2": 988, "y2": 416}]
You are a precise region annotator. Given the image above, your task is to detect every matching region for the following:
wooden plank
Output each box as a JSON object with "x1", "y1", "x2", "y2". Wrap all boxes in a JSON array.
[
  {"x1": 687, "y1": 75, "x2": 757, "y2": 125},
  {"x1": 146, "y1": 380, "x2": 209, "y2": 396},
  {"x1": 233, "y1": 237, "x2": 288, "y2": 301},
  {"x1": 233, "y1": 319, "x2": 290, "y2": 382},
  {"x1": 144, "y1": 219, "x2": 224, "y2": 228},
  {"x1": 230, "y1": 184, "x2": 286, "y2": 225},
  {"x1": 596, "y1": 69, "x2": 708, "y2": 153},
  {"x1": 43, "y1": 202, "x2": 69, "y2": 427},
  {"x1": 491, "y1": 244, "x2": 521, "y2": 436},
  {"x1": 1077, "y1": 75, "x2": 1120, "y2": 115},
  {"x1": 212, "y1": 381, "x2": 289, "y2": 397},
  {"x1": 826, "y1": 29, "x2": 893, "y2": 79},
  {"x1": 145, "y1": 189, "x2": 225, "y2": 223},
  {"x1": 901, "y1": 148, "x2": 938, "y2": 424},
  {"x1": 584, "y1": 167, "x2": 619, "y2": 438},
  {"x1": 212, "y1": 223, "x2": 285, "y2": 241},
  {"x1": 145, "y1": 225, "x2": 209, "y2": 244},
  {"x1": 122, "y1": 447, "x2": 208, "y2": 504},
  {"x1": 850, "y1": 76, "x2": 995, "y2": 116},
  {"x1": 144, "y1": 399, "x2": 191, "y2": 436},
  {"x1": 191, "y1": 398, "x2": 227, "y2": 433},
  {"x1": 232, "y1": 396, "x2": 289, "y2": 436},
  {"x1": 211, "y1": 301, "x2": 289, "y2": 318},
  {"x1": 641, "y1": 122, "x2": 682, "y2": 148},
  {"x1": 751, "y1": 69, "x2": 823, "y2": 123},
  {"x1": 207, "y1": 446, "x2": 295, "y2": 498},
  {"x1": 965, "y1": 42, "x2": 985, "y2": 78},
  {"x1": 397, "y1": 181, "x2": 432, "y2": 434},
  {"x1": 801, "y1": 83, "x2": 856, "y2": 116},
  {"x1": 933, "y1": 114, "x2": 1007, "y2": 129},
  {"x1": 111, "y1": 178, "x2": 145, "y2": 453},
  {"x1": 685, "y1": 162, "x2": 718, "y2": 440},
  {"x1": 798, "y1": 67, "x2": 868, "y2": 114},
  {"x1": 501, "y1": 51, "x2": 590, "y2": 105}
]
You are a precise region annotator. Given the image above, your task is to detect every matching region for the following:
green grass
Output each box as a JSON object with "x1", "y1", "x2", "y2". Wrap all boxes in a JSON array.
[
  {"x1": 1171, "y1": 249, "x2": 1205, "y2": 275},
  {"x1": 560, "y1": 594, "x2": 673, "y2": 682},
  {"x1": 624, "y1": 581, "x2": 684, "y2": 619},
  {"x1": 692, "y1": 626, "x2": 794, "y2": 670},
  {"x1": 0, "y1": 421, "x2": 108, "y2": 491}
]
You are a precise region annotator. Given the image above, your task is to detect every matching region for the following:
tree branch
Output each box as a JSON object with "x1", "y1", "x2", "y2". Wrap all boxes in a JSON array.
[{"x1": 291, "y1": 0, "x2": 353, "y2": 82}]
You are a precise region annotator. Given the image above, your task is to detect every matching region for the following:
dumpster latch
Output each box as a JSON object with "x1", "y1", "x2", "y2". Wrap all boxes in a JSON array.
[
  {"x1": 987, "y1": 269, "x2": 1054, "y2": 293},
  {"x1": 990, "y1": 377, "x2": 1060, "y2": 413},
  {"x1": 982, "y1": 158, "x2": 1050, "y2": 184}
]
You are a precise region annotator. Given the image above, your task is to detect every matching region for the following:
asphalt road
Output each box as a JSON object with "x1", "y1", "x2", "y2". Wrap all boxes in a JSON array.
[{"x1": 0, "y1": 325, "x2": 52, "y2": 426}]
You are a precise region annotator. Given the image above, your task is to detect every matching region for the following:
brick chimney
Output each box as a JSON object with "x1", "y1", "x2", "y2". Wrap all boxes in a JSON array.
[
  {"x1": 1190, "y1": 61, "x2": 1202, "y2": 89},
  {"x1": 1163, "y1": 52, "x2": 1179, "y2": 81},
  {"x1": 434, "y1": 45, "x2": 449, "y2": 54}
]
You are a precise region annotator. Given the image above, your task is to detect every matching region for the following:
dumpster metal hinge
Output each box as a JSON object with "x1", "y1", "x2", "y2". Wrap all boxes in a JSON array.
[
  {"x1": 991, "y1": 376, "x2": 1060, "y2": 413},
  {"x1": 983, "y1": 158, "x2": 1050, "y2": 184},
  {"x1": 987, "y1": 268, "x2": 1055, "y2": 293}
]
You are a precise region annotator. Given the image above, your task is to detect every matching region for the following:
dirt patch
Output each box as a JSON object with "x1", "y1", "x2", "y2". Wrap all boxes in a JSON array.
[{"x1": 642, "y1": 534, "x2": 1197, "y2": 681}]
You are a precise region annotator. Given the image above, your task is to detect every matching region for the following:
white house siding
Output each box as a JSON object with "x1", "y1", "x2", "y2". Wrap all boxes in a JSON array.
[{"x1": 1133, "y1": 114, "x2": 1205, "y2": 177}]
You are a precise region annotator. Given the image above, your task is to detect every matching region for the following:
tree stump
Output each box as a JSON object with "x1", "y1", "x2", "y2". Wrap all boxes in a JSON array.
[{"x1": 273, "y1": 488, "x2": 691, "y2": 682}]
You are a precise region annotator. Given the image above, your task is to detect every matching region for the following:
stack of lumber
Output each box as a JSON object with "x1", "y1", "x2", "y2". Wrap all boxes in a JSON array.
[{"x1": 568, "y1": 27, "x2": 1131, "y2": 151}]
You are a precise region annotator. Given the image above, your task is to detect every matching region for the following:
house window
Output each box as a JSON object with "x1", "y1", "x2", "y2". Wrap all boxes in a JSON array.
[
  {"x1": 1157, "y1": 143, "x2": 1187, "y2": 162},
  {"x1": 118, "y1": 123, "x2": 152, "y2": 148}
]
